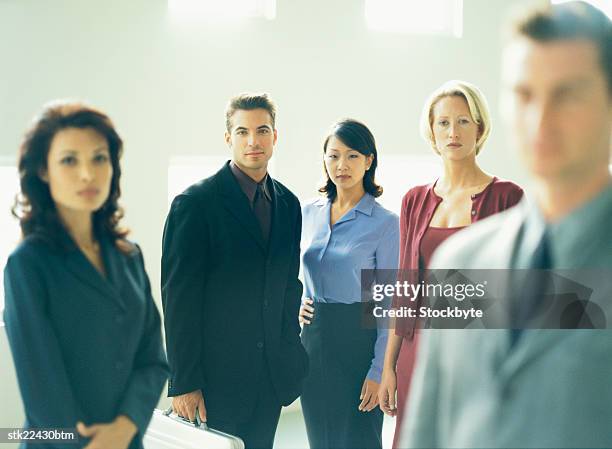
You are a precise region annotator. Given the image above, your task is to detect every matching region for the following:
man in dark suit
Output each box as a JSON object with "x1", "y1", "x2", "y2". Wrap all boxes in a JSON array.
[{"x1": 161, "y1": 93, "x2": 307, "y2": 448}]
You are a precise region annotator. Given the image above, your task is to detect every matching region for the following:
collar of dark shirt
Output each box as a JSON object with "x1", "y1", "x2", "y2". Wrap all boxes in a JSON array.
[{"x1": 230, "y1": 160, "x2": 272, "y2": 203}]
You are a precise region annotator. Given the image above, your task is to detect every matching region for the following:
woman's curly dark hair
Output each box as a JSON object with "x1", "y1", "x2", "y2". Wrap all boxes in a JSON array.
[{"x1": 12, "y1": 100, "x2": 129, "y2": 251}]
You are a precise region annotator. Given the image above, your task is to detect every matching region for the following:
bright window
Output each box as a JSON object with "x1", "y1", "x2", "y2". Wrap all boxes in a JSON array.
[
  {"x1": 168, "y1": 0, "x2": 276, "y2": 22},
  {"x1": 551, "y1": 0, "x2": 612, "y2": 19},
  {"x1": 0, "y1": 164, "x2": 21, "y2": 323},
  {"x1": 365, "y1": 0, "x2": 463, "y2": 37}
]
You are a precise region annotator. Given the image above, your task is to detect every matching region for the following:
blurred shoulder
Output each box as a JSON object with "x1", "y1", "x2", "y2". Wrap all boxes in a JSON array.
[{"x1": 8, "y1": 234, "x2": 53, "y2": 262}]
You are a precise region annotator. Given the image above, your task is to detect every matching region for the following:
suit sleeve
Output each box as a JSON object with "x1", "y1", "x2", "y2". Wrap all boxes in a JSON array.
[
  {"x1": 161, "y1": 194, "x2": 207, "y2": 396},
  {"x1": 399, "y1": 329, "x2": 441, "y2": 449},
  {"x1": 281, "y1": 198, "x2": 303, "y2": 343},
  {"x1": 3, "y1": 247, "x2": 85, "y2": 436},
  {"x1": 118, "y1": 247, "x2": 169, "y2": 437}
]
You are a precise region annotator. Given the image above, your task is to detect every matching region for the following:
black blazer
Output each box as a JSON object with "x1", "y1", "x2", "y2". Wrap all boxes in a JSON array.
[
  {"x1": 3, "y1": 233, "x2": 168, "y2": 449},
  {"x1": 161, "y1": 161, "x2": 308, "y2": 423}
]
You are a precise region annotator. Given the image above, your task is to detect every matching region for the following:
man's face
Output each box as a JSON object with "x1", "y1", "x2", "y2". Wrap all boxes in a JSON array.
[
  {"x1": 225, "y1": 108, "x2": 277, "y2": 176},
  {"x1": 502, "y1": 37, "x2": 612, "y2": 183}
]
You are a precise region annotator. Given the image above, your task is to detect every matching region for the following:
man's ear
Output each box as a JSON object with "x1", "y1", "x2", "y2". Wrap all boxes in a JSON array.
[
  {"x1": 225, "y1": 131, "x2": 232, "y2": 148},
  {"x1": 273, "y1": 128, "x2": 278, "y2": 146}
]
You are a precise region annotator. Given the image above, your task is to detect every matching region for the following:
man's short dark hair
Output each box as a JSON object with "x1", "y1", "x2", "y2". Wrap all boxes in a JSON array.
[
  {"x1": 507, "y1": 0, "x2": 612, "y2": 92},
  {"x1": 225, "y1": 93, "x2": 277, "y2": 132}
]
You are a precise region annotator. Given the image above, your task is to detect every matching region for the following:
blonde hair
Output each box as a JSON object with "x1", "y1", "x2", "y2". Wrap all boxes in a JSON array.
[{"x1": 420, "y1": 80, "x2": 492, "y2": 155}]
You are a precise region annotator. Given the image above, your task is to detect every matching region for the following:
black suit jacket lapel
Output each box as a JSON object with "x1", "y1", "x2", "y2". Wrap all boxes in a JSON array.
[{"x1": 216, "y1": 161, "x2": 266, "y2": 252}]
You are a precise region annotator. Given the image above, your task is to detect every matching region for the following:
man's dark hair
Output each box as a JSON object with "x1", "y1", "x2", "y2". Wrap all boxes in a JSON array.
[
  {"x1": 507, "y1": 1, "x2": 612, "y2": 92},
  {"x1": 225, "y1": 93, "x2": 277, "y2": 132}
]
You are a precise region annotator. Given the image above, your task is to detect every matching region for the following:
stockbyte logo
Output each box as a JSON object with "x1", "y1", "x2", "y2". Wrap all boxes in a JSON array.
[{"x1": 360, "y1": 269, "x2": 612, "y2": 330}]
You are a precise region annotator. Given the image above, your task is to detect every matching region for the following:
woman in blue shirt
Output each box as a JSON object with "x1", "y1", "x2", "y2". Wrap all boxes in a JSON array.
[{"x1": 299, "y1": 119, "x2": 399, "y2": 449}]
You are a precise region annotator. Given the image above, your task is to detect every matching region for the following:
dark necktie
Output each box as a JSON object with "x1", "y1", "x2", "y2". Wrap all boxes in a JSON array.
[
  {"x1": 253, "y1": 183, "x2": 270, "y2": 244},
  {"x1": 510, "y1": 231, "x2": 552, "y2": 346}
]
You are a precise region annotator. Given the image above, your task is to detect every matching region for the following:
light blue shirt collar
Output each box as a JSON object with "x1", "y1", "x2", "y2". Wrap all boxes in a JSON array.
[{"x1": 314, "y1": 193, "x2": 376, "y2": 222}]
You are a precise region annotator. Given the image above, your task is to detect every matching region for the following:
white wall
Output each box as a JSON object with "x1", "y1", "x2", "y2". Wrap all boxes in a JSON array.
[{"x1": 0, "y1": 0, "x2": 532, "y2": 438}]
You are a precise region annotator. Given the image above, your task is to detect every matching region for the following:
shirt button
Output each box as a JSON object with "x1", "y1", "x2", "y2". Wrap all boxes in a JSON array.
[
  {"x1": 263, "y1": 300, "x2": 269, "y2": 308},
  {"x1": 257, "y1": 342, "x2": 264, "y2": 349},
  {"x1": 471, "y1": 210, "x2": 476, "y2": 216},
  {"x1": 471, "y1": 194, "x2": 475, "y2": 199}
]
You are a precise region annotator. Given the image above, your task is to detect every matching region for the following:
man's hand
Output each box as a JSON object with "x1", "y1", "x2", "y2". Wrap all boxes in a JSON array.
[
  {"x1": 358, "y1": 378, "x2": 380, "y2": 412},
  {"x1": 378, "y1": 366, "x2": 398, "y2": 417},
  {"x1": 77, "y1": 415, "x2": 137, "y2": 449},
  {"x1": 299, "y1": 298, "x2": 314, "y2": 325},
  {"x1": 172, "y1": 390, "x2": 207, "y2": 423}
]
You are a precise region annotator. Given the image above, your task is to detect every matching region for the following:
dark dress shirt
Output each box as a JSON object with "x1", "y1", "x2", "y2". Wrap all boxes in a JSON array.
[{"x1": 230, "y1": 161, "x2": 272, "y2": 243}]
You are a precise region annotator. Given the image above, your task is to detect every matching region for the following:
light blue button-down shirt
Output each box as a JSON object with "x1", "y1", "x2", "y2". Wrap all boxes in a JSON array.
[{"x1": 301, "y1": 193, "x2": 400, "y2": 382}]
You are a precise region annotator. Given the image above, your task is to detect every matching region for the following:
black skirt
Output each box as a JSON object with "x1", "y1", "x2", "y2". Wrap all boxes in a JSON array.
[{"x1": 300, "y1": 302, "x2": 383, "y2": 449}]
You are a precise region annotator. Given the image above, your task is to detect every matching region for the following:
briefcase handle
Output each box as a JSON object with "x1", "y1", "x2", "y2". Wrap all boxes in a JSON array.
[{"x1": 163, "y1": 406, "x2": 209, "y2": 430}]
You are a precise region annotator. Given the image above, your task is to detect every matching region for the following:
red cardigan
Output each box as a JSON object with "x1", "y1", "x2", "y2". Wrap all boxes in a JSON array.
[{"x1": 394, "y1": 176, "x2": 524, "y2": 337}]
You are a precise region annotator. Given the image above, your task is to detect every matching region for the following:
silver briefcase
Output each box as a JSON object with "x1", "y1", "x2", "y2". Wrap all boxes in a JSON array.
[{"x1": 143, "y1": 408, "x2": 244, "y2": 449}]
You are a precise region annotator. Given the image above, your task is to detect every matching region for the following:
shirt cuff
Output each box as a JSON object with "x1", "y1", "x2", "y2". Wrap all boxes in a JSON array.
[{"x1": 366, "y1": 365, "x2": 382, "y2": 383}]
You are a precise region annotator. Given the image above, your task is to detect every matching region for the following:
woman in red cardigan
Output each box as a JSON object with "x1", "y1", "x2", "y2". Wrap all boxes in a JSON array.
[{"x1": 377, "y1": 80, "x2": 524, "y2": 447}]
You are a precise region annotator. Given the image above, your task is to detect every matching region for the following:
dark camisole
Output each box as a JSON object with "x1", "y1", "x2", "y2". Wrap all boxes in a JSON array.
[{"x1": 419, "y1": 226, "x2": 466, "y2": 269}]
